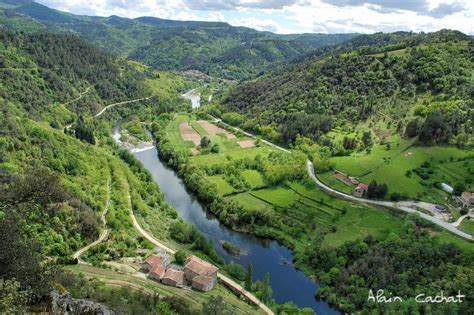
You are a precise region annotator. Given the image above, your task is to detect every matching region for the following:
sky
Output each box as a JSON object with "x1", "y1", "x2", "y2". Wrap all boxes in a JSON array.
[{"x1": 36, "y1": 0, "x2": 474, "y2": 34}]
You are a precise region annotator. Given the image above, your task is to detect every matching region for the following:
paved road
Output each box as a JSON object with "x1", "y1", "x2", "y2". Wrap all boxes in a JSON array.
[
  {"x1": 453, "y1": 211, "x2": 473, "y2": 227},
  {"x1": 209, "y1": 117, "x2": 473, "y2": 241},
  {"x1": 126, "y1": 187, "x2": 274, "y2": 315},
  {"x1": 73, "y1": 177, "x2": 112, "y2": 263},
  {"x1": 307, "y1": 160, "x2": 473, "y2": 241}
]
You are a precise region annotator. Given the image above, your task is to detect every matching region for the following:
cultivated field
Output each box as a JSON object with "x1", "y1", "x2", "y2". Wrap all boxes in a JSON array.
[{"x1": 179, "y1": 121, "x2": 201, "y2": 146}]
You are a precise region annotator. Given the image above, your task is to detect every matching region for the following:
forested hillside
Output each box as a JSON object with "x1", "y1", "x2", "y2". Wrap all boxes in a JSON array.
[
  {"x1": 223, "y1": 30, "x2": 473, "y2": 145},
  {"x1": 0, "y1": 29, "x2": 196, "y2": 313},
  {"x1": 0, "y1": 0, "x2": 355, "y2": 79}
]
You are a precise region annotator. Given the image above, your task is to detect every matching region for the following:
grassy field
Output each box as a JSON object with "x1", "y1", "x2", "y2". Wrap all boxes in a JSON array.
[
  {"x1": 207, "y1": 175, "x2": 236, "y2": 195},
  {"x1": 228, "y1": 182, "x2": 405, "y2": 247},
  {"x1": 241, "y1": 170, "x2": 266, "y2": 189},
  {"x1": 459, "y1": 218, "x2": 474, "y2": 235},
  {"x1": 329, "y1": 133, "x2": 473, "y2": 203},
  {"x1": 166, "y1": 114, "x2": 277, "y2": 165},
  {"x1": 165, "y1": 114, "x2": 196, "y2": 150},
  {"x1": 192, "y1": 147, "x2": 274, "y2": 166}
]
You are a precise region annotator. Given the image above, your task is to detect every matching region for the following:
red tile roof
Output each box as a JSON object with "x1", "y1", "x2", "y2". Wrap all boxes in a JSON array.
[
  {"x1": 150, "y1": 265, "x2": 165, "y2": 277},
  {"x1": 185, "y1": 256, "x2": 218, "y2": 275},
  {"x1": 162, "y1": 269, "x2": 184, "y2": 283},
  {"x1": 144, "y1": 255, "x2": 165, "y2": 268},
  {"x1": 192, "y1": 275, "x2": 213, "y2": 286}
]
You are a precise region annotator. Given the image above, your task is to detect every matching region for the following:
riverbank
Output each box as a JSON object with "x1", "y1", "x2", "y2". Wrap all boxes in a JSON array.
[{"x1": 114, "y1": 122, "x2": 340, "y2": 313}]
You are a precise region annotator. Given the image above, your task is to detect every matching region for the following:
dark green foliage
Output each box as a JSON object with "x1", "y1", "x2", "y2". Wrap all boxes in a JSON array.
[
  {"x1": 224, "y1": 262, "x2": 246, "y2": 281},
  {"x1": 0, "y1": 28, "x2": 146, "y2": 118},
  {"x1": 200, "y1": 136, "x2": 210, "y2": 148},
  {"x1": 367, "y1": 180, "x2": 388, "y2": 199},
  {"x1": 0, "y1": 1, "x2": 355, "y2": 80},
  {"x1": 169, "y1": 220, "x2": 224, "y2": 265},
  {"x1": 200, "y1": 295, "x2": 232, "y2": 315},
  {"x1": 224, "y1": 31, "x2": 473, "y2": 145},
  {"x1": 453, "y1": 182, "x2": 466, "y2": 196},
  {"x1": 174, "y1": 250, "x2": 187, "y2": 265},
  {"x1": 0, "y1": 208, "x2": 53, "y2": 299},
  {"x1": 74, "y1": 117, "x2": 95, "y2": 144},
  {"x1": 244, "y1": 263, "x2": 253, "y2": 291},
  {"x1": 305, "y1": 225, "x2": 474, "y2": 314}
]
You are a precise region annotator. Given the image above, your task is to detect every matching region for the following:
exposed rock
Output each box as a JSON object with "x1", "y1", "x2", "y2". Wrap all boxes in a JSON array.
[{"x1": 51, "y1": 291, "x2": 114, "y2": 315}]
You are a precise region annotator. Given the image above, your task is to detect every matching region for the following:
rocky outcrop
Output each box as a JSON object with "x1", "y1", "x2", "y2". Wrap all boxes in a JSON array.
[{"x1": 51, "y1": 291, "x2": 114, "y2": 315}]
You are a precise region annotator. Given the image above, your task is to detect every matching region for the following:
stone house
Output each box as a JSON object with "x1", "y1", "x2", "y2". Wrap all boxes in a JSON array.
[
  {"x1": 161, "y1": 269, "x2": 184, "y2": 287},
  {"x1": 149, "y1": 265, "x2": 166, "y2": 281},
  {"x1": 461, "y1": 192, "x2": 474, "y2": 208},
  {"x1": 354, "y1": 183, "x2": 368, "y2": 197},
  {"x1": 141, "y1": 253, "x2": 170, "y2": 272},
  {"x1": 184, "y1": 256, "x2": 218, "y2": 291}
]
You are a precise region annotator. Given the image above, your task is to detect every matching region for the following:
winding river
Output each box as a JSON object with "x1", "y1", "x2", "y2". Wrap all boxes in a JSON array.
[{"x1": 113, "y1": 124, "x2": 338, "y2": 314}]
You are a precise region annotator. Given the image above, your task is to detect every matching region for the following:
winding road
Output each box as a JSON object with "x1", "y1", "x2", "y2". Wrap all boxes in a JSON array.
[
  {"x1": 73, "y1": 177, "x2": 112, "y2": 264},
  {"x1": 210, "y1": 116, "x2": 473, "y2": 241},
  {"x1": 306, "y1": 160, "x2": 473, "y2": 241},
  {"x1": 126, "y1": 187, "x2": 274, "y2": 315}
]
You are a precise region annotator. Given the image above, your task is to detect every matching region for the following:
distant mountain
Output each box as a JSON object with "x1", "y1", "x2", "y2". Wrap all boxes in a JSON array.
[{"x1": 0, "y1": 0, "x2": 356, "y2": 79}]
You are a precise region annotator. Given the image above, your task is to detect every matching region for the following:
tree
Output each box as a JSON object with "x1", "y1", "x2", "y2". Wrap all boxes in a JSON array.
[
  {"x1": 211, "y1": 143, "x2": 220, "y2": 153},
  {"x1": 367, "y1": 180, "x2": 388, "y2": 199},
  {"x1": 361, "y1": 131, "x2": 373, "y2": 147},
  {"x1": 200, "y1": 136, "x2": 210, "y2": 148},
  {"x1": 201, "y1": 296, "x2": 232, "y2": 315},
  {"x1": 260, "y1": 273, "x2": 272, "y2": 304},
  {"x1": 453, "y1": 182, "x2": 465, "y2": 196},
  {"x1": 0, "y1": 279, "x2": 29, "y2": 313},
  {"x1": 244, "y1": 263, "x2": 253, "y2": 291},
  {"x1": 174, "y1": 250, "x2": 187, "y2": 265}
]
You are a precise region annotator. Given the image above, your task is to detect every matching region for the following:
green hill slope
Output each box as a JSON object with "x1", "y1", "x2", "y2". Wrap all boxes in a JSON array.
[
  {"x1": 223, "y1": 30, "x2": 473, "y2": 144},
  {"x1": 0, "y1": 0, "x2": 356, "y2": 79}
]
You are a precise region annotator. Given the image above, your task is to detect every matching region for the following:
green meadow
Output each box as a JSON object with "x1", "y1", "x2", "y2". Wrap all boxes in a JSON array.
[{"x1": 328, "y1": 133, "x2": 473, "y2": 203}]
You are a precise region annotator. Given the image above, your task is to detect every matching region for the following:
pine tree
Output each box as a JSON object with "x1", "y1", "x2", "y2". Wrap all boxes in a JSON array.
[{"x1": 244, "y1": 263, "x2": 253, "y2": 291}]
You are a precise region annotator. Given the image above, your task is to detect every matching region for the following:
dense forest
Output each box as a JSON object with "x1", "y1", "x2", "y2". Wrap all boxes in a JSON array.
[
  {"x1": 0, "y1": 29, "x2": 193, "y2": 313},
  {"x1": 223, "y1": 30, "x2": 473, "y2": 146},
  {"x1": 0, "y1": 0, "x2": 355, "y2": 79}
]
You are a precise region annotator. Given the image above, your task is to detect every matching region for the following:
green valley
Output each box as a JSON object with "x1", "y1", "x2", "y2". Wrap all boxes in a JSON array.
[{"x1": 1, "y1": 1, "x2": 473, "y2": 315}]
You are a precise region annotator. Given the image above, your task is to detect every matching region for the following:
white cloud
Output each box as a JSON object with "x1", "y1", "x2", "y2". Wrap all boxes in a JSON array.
[
  {"x1": 36, "y1": 0, "x2": 474, "y2": 34},
  {"x1": 228, "y1": 17, "x2": 292, "y2": 33}
]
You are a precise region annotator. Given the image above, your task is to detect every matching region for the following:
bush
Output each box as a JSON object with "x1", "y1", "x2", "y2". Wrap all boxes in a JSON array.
[
  {"x1": 174, "y1": 250, "x2": 187, "y2": 265},
  {"x1": 224, "y1": 262, "x2": 246, "y2": 281},
  {"x1": 390, "y1": 192, "x2": 402, "y2": 201}
]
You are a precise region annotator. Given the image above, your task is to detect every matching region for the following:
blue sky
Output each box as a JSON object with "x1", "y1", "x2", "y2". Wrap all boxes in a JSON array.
[{"x1": 36, "y1": 0, "x2": 474, "y2": 34}]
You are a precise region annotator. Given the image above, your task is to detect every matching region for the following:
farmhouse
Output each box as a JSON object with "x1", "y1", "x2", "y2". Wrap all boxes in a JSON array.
[
  {"x1": 192, "y1": 275, "x2": 215, "y2": 292},
  {"x1": 184, "y1": 256, "x2": 219, "y2": 291},
  {"x1": 161, "y1": 268, "x2": 184, "y2": 287},
  {"x1": 354, "y1": 183, "x2": 368, "y2": 197},
  {"x1": 149, "y1": 264, "x2": 166, "y2": 281},
  {"x1": 461, "y1": 192, "x2": 474, "y2": 208},
  {"x1": 141, "y1": 253, "x2": 170, "y2": 272}
]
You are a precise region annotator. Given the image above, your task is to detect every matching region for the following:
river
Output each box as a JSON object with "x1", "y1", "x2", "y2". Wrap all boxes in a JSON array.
[
  {"x1": 181, "y1": 88, "x2": 201, "y2": 109},
  {"x1": 113, "y1": 124, "x2": 339, "y2": 314}
]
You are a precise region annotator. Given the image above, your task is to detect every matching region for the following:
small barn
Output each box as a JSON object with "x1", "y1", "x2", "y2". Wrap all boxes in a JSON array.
[{"x1": 354, "y1": 183, "x2": 368, "y2": 197}]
